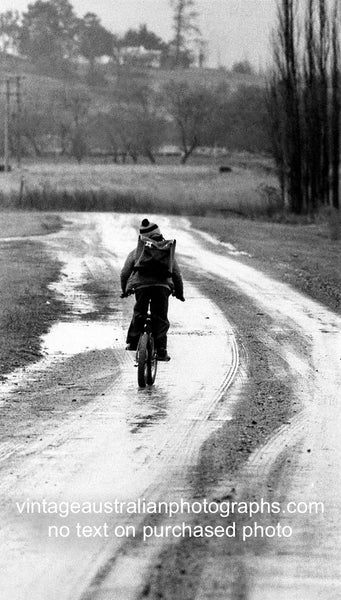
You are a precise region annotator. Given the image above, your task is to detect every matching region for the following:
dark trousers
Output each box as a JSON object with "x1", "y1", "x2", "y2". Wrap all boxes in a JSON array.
[{"x1": 126, "y1": 286, "x2": 171, "y2": 350}]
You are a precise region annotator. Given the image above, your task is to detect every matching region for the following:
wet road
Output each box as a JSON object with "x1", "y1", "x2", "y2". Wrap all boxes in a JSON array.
[
  {"x1": 0, "y1": 214, "x2": 239, "y2": 600},
  {"x1": 0, "y1": 213, "x2": 340, "y2": 600}
]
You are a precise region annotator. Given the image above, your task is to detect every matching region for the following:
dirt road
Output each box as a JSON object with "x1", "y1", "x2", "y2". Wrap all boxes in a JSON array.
[{"x1": 0, "y1": 213, "x2": 340, "y2": 600}]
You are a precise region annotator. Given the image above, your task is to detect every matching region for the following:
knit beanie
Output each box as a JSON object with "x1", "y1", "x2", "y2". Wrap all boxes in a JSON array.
[{"x1": 140, "y1": 218, "x2": 161, "y2": 237}]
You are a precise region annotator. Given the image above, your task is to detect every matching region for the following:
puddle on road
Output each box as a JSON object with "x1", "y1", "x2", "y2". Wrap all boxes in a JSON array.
[
  {"x1": 0, "y1": 217, "x2": 126, "y2": 400},
  {"x1": 0, "y1": 319, "x2": 123, "y2": 402},
  {"x1": 50, "y1": 257, "x2": 96, "y2": 316},
  {"x1": 42, "y1": 321, "x2": 117, "y2": 355}
]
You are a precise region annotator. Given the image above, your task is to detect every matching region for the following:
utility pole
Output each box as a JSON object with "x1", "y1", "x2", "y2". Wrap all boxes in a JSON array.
[
  {"x1": 4, "y1": 79, "x2": 10, "y2": 172},
  {"x1": 1, "y1": 75, "x2": 24, "y2": 171},
  {"x1": 16, "y1": 76, "x2": 22, "y2": 168}
]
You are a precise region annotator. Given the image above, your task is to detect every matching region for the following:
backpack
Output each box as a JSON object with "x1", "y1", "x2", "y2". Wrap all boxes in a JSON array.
[{"x1": 134, "y1": 235, "x2": 176, "y2": 278}]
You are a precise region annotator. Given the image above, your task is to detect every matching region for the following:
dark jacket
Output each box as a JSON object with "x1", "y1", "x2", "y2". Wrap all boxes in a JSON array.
[{"x1": 121, "y1": 244, "x2": 184, "y2": 298}]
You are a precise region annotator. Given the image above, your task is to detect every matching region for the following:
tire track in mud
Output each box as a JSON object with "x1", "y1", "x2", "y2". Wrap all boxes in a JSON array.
[
  {"x1": 69, "y1": 216, "x2": 340, "y2": 600},
  {"x1": 74, "y1": 307, "x2": 240, "y2": 600},
  {"x1": 145, "y1": 217, "x2": 341, "y2": 600},
  {"x1": 69, "y1": 215, "x2": 241, "y2": 600},
  {"x1": 140, "y1": 271, "x2": 298, "y2": 600},
  {"x1": 71, "y1": 214, "x2": 299, "y2": 600}
]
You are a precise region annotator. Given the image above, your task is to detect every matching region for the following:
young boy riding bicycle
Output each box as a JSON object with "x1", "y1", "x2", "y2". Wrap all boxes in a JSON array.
[{"x1": 120, "y1": 218, "x2": 185, "y2": 361}]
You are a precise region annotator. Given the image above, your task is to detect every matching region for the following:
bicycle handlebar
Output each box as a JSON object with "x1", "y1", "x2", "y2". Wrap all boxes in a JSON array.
[{"x1": 122, "y1": 290, "x2": 185, "y2": 301}]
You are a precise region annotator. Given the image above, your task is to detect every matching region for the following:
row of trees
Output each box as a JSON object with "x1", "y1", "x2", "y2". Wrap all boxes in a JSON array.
[
  {"x1": 268, "y1": 0, "x2": 340, "y2": 213},
  {"x1": 0, "y1": 79, "x2": 269, "y2": 164},
  {"x1": 0, "y1": 0, "x2": 206, "y2": 75}
]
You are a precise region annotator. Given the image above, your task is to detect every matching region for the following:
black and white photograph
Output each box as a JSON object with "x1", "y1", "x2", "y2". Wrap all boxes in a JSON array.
[{"x1": 0, "y1": 0, "x2": 340, "y2": 598}]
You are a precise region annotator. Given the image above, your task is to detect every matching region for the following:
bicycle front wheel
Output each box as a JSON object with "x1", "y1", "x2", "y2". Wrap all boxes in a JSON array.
[
  {"x1": 146, "y1": 335, "x2": 157, "y2": 386},
  {"x1": 137, "y1": 334, "x2": 149, "y2": 388},
  {"x1": 137, "y1": 334, "x2": 157, "y2": 388}
]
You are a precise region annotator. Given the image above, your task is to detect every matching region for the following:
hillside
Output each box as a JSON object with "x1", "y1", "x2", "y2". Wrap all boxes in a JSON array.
[
  {"x1": 0, "y1": 52, "x2": 269, "y2": 163},
  {"x1": 0, "y1": 52, "x2": 264, "y2": 107},
  {"x1": 0, "y1": 53, "x2": 110, "y2": 112}
]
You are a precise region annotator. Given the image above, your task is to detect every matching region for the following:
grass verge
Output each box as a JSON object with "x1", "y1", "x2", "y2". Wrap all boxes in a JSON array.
[
  {"x1": 0, "y1": 213, "x2": 64, "y2": 379},
  {"x1": 190, "y1": 215, "x2": 341, "y2": 313}
]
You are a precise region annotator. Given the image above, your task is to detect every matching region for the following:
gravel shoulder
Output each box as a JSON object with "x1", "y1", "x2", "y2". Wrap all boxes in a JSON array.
[{"x1": 190, "y1": 215, "x2": 341, "y2": 313}]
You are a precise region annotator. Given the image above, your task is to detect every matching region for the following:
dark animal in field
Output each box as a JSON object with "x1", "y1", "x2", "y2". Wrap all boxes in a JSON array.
[
  {"x1": 0, "y1": 165, "x2": 12, "y2": 172},
  {"x1": 219, "y1": 166, "x2": 232, "y2": 173}
]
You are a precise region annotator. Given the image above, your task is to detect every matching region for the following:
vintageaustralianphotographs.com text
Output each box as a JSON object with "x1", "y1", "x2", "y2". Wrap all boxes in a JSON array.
[{"x1": 16, "y1": 497, "x2": 325, "y2": 519}]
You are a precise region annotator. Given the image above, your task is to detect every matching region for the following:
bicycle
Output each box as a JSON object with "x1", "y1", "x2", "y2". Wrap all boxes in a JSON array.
[
  {"x1": 135, "y1": 301, "x2": 158, "y2": 388},
  {"x1": 121, "y1": 292, "x2": 158, "y2": 388}
]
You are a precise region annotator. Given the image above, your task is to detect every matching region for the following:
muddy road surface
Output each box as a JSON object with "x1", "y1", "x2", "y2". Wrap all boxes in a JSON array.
[{"x1": 0, "y1": 213, "x2": 340, "y2": 600}]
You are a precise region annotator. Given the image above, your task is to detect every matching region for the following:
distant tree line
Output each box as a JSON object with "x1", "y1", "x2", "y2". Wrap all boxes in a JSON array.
[
  {"x1": 0, "y1": 0, "x2": 209, "y2": 74},
  {"x1": 268, "y1": 0, "x2": 340, "y2": 214},
  {"x1": 0, "y1": 75, "x2": 269, "y2": 164},
  {"x1": 0, "y1": 0, "x2": 266, "y2": 166}
]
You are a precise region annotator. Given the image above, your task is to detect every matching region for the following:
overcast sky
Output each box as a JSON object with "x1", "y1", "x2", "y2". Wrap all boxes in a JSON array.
[{"x1": 2, "y1": 0, "x2": 277, "y2": 68}]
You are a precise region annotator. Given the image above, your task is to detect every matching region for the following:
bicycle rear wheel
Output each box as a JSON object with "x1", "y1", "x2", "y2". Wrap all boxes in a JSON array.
[{"x1": 137, "y1": 333, "x2": 157, "y2": 388}]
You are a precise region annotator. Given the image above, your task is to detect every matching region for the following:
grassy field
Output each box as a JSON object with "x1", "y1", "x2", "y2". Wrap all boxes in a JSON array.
[{"x1": 0, "y1": 159, "x2": 279, "y2": 217}]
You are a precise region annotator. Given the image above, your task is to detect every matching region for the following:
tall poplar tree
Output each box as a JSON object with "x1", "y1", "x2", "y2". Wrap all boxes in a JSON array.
[
  {"x1": 169, "y1": 0, "x2": 200, "y2": 68},
  {"x1": 268, "y1": 0, "x2": 340, "y2": 215}
]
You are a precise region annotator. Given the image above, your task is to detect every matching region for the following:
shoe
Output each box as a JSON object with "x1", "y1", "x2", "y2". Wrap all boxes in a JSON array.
[
  {"x1": 156, "y1": 348, "x2": 171, "y2": 361},
  {"x1": 126, "y1": 343, "x2": 138, "y2": 351}
]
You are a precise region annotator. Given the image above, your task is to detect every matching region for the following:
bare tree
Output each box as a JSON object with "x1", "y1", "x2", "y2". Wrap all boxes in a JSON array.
[
  {"x1": 303, "y1": 0, "x2": 320, "y2": 212},
  {"x1": 88, "y1": 113, "x2": 121, "y2": 162},
  {"x1": 55, "y1": 88, "x2": 91, "y2": 161},
  {"x1": 317, "y1": 0, "x2": 330, "y2": 204},
  {"x1": 70, "y1": 128, "x2": 88, "y2": 163},
  {"x1": 163, "y1": 81, "x2": 215, "y2": 163},
  {"x1": 111, "y1": 81, "x2": 166, "y2": 163},
  {"x1": 16, "y1": 92, "x2": 58, "y2": 156},
  {"x1": 57, "y1": 89, "x2": 90, "y2": 128},
  {"x1": 331, "y1": 0, "x2": 340, "y2": 209},
  {"x1": 279, "y1": 0, "x2": 303, "y2": 214},
  {"x1": 267, "y1": 0, "x2": 340, "y2": 215},
  {"x1": 266, "y1": 75, "x2": 288, "y2": 206}
]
